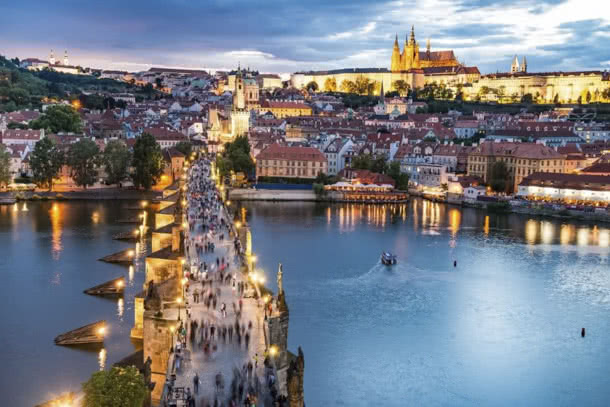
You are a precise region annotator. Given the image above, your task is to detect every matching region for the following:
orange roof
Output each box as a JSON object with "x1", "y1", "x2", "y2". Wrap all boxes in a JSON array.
[{"x1": 256, "y1": 143, "x2": 326, "y2": 162}]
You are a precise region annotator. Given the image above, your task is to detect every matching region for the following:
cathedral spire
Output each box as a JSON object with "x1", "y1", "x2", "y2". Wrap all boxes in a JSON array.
[
  {"x1": 410, "y1": 25, "x2": 416, "y2": 45},
  {"x1": 426, "y1": 38, "x2": 431, "y2": 53}
]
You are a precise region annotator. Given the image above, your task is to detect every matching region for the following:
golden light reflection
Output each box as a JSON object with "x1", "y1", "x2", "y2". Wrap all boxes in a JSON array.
[
  {"x1": 483, "y1": 215, "x2": 490, "y2": 236},
  {"x1": 98, "y1": 348, "x2": 107, "y2": 371},
  {"x1": 541, "y1": 222, "x2": 554, "y2": 245},
  {"x1": 326, "y1": 206, "x2": 331, "y2": 225},
  {"x1": 599, "y1": 230, "x2": 609, "y2": 247},
  {"x1": 92, "y1": 211, "x2": 99, "y2": 224},
  {"x1": 560, "y1": 224, "x2": 575, "y2": 245},
  {"x1": 525, "y1": 219, "x2": 537, "y2": 245},
  {"x1": 50, "y1": 203, "x2": 63, "y2": 260},
  {"x1": 128, "y1": 265, "x2": 134, "y2": 283},
  {"x1": 22, "y1": 202, "x2": 28, "y2": 211},
  {"x1": 577, "y1": 227, "x2": 590, "y2": 246},
  {"x1": 449, "y1": 209, "x2": 461, "y2": 237},
  {"x1": 13, "y1": 203, "x2": 18, "y2": 212}
]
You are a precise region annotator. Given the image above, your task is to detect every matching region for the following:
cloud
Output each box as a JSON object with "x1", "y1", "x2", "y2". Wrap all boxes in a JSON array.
[{"x1": 0, "y1": 0, "x2": 608, "y2": 73}]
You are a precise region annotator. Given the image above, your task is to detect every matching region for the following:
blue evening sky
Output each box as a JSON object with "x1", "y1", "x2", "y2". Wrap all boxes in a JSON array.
[{"x1": 0, "y1": 0, "x2": 608, "y2": 74}]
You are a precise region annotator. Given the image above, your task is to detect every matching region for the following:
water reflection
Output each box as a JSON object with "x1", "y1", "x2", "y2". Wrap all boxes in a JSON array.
[
  {"x1": 49, "y1": 203, "x2": 63, "y2": 260},
  {"x1": 129, "y1": 265, "x2": 134, "y2": 284},
  {"x1": 22, "y1": 202, "x2": 28, "y2": 211},
  {"x1": 98, "y1": 348, "x2": 106, "y2": 371},
  {"x1": 117, "y1": 298, "x2": 124, "y2": 319}
]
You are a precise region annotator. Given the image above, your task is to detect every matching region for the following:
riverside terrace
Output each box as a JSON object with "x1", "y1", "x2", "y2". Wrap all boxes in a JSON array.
[{"x1": 141, "y1": 155, "x2": 305, "y2": 407}]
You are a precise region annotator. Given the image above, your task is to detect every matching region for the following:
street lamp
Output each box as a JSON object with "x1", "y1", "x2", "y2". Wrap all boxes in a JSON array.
[{"x1": 176, "y1": 297, "x2": 183, "y2": 320}]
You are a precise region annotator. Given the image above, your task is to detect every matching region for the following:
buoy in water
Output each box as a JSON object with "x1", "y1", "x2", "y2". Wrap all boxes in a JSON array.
[
  {"x1": 581, "y1": 328, "x2": 586, "y2": 337},
  {"x1": 453, "y1": 260, "x2": 457, "y2": 268}
]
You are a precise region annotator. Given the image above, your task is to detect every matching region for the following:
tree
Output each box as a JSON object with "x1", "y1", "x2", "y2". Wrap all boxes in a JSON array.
[
  {"x1": 520, "y1": 93, "x2": 533, "y2": 104},
  {"x1": 216, "y1": 135, "x2": 255, "y2": 178},
  {"x1": 586, "y1": 90, "x2": 592, "y2": 104},
  {"x1": 489, "y1": 161, "x2": 509, "y2": 193},
  {"x1": 602, "y1": 88, "x2": 610, "y2": 101},
  {"x1": 392, "y1": 80, "x2": 409, "y2": 96},
  {"x1": 67, "y1": 138, "x2": 100, "y2": 189},
  {"x1": 387, "y1": 161, "x2": 409, "y2": 190},
  {"x1": 371, "y1": 155, "x2": 388, "y2": 174},
  {"x1": 324, "y1": 77, "x2": 337, "y2": 92},
  {"x1": 354, "y1": 76, "x2": 374, "y2": 95},
  {"x1": 155, "y1": 78, "x2": 164, "y2": 89},
  {"x1": 8, "y1": 87, "x2": 29, "y2": 106},
  {"x1": 30, "y1": 105, "x2": 82, "y2": 133},
  {"x1": 350, "y1": 154, "x2": 372, "y2": 170},
  {"x1": 174, "y1": 141, "x2": 193, "y2": 158},
  {"x1": 82, "y1": 366, "x2": 148, "y2": 407},
  {"x1": 103, "y1": 139, "x2": 131, "y2": 185},
  {"x1": 340, "y1": 80, "x2": 356, "y2": 93},
  {"x1": 30, "y1": 137, "x2": 64, "y2": 191},
  {"x1": 131, "y1": 133, "x2": 164, "y2": 190},
  {"x1": 0, "y1": 145, "x2": 11, "y2": 186},
  {"x1": 553, "y1": 94, "x2": 560, "y2": 104},
  {"x1": 305, "y1": 81, "x2": 319, "y2": 92}
]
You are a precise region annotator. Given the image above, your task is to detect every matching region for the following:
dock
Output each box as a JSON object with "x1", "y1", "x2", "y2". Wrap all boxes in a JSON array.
[
  {"x1": 54, "y1": 320, "x2": 107, "y2": 346},
  {"x1": 99, "y1": 248, "x2": 136, "y2": 265},
  {"x1": 83, "y1": 276, "x2": 125, "y2": 297}
]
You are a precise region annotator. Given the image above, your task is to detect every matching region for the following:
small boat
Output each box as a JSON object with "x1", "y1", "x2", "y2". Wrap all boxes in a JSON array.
[{"x1": 381, "y1": 252, "x2": 397, "y2": 265}]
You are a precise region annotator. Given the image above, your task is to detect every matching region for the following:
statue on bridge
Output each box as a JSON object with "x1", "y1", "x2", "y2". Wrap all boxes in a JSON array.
[{"x1": 277, "y1": 263, "x2": 283, "y2": 296}]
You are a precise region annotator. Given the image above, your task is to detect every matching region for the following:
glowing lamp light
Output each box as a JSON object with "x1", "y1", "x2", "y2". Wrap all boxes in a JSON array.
[
  {"x1": 269, "y1": 345, "x2": 278, "y2": 357},
  {"x1": 97, "y1": 326, "x2": 106, "y2": 336},
  {"x1": 128, "y1": 250, "x2": 135, "y2": 257},
  {"x1": 258, "y1": 275, "x2": 266, "y2": 284},
  {"x1": 264, "y1": 295, "x2": 271, "y2": 304},
  {"x1": 116, "y1": 280, "x2": 124, "y2": 288},
  {"x1": 182, "y1": 221, "x2": 188, "y2": 228},
  {"x1": 251, "y1": 255, "x2": 257, "y2": 263},
  {"x1": 134, "y1": 229, "x2": 140, "y2": 236},
  {"x1": 180, "y1": 259, "x2": 186, "y2": 265},
  {"x1": 170, "y1": 326, "x2": 175, "y2": 333},
  {"x1": 226, "y1": 200, "x2": 231, "y2": 206},
  {"x1": 235, "y1": 221, "x2": 242, "y2": 229},
  {"x1": 176, "y1": 297, "x2": 183, "y2": 304}
]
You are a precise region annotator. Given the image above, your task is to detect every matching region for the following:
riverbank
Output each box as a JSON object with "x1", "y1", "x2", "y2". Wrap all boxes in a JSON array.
[
  {"x1": 408, "y1": 190, "x2": 610, "y2": 224},
  {"x1": 0, "y1": 188, "x2": 159, "y2": 202},
  {"x1": 229, "y1": 188, "x2": 409, "y2": 204}
]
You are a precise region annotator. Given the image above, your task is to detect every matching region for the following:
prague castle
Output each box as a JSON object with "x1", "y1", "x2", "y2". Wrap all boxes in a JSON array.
[
  {"x1": 391, "y1": 26, "x2": 459, "y2": 71},
  {"x1": 291, "y1": 25, "x2": 609, "y2": 104},
  {"x1": 291, "y1": 26, "x2": 478, "y2": 94}
]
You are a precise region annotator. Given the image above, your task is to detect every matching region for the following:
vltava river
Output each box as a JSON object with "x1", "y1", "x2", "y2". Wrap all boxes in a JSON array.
[
  {"x1": 243, "y1": 199, "x2": 610, "y2": 407},
  {"x1": 0, "y1": 201, "x2": 147, "y2": 406}
]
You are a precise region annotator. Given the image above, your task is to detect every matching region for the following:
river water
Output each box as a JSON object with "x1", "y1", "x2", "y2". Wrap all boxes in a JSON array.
[
  {"x1": 0, "y1": 201, "x2": 148, "y2": 407},
  {"x1": 243, "y1": 199, "x2": 610, "y2": 407},
  {"x1": 2, "y1": 199, "x2": 609, "y2": 406}
]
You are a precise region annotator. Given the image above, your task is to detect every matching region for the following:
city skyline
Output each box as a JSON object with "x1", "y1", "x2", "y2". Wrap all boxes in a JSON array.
[{"x1": 2, "y1": 0, "x2": 609, "y2": 74}]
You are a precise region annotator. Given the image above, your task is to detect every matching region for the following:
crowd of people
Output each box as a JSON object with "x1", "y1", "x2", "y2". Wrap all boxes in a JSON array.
[{"x1": 165, "y1": 156, "x2": 285, "y2": 407}]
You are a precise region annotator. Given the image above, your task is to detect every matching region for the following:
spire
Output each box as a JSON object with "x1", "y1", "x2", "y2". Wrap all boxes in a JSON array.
[
  {"x1": 410, "y1": 25, "x2": 416, "y2": 45},
  {"x1": 380, "y1": 81, "x2": 385, "y2": 100},
  {"x1": 521, "y1": 56, "x2": 527, "y2": 72},
  {"x1": 394, "y1": 34, "x2": 399, "y2": 47},
  {"x1": 426, "y1": 38, "x2": 431, "y2": 53}
]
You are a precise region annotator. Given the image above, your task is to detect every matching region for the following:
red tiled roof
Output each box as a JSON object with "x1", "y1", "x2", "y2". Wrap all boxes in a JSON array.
[{"x1": 256, "y1": 144, "x2": 326, "y2": 162}]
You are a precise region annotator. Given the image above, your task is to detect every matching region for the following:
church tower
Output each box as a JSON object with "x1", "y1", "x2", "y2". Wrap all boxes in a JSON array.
[
  {"x1": 49, "y1": 50, "x2": 56, "y2": 65},
  {"x1": 391, "y1": 34, "x2": 401, "y2": 72},
  {"x1": 63, "y1": 50, "x2": 69, "y2": 66},
  {"x1": 233, "y1": 67, "x2": 245, "y2": 110},
  {"x1": 521, "y1": 56, "x2": 527, "y2": 73},
  {"x1": 511, "y1": 55, "x2": 520, "y2": 73}
]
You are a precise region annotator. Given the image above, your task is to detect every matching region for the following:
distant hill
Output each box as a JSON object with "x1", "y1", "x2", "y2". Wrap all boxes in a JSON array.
[{"x1": 0, "y1": 55, "x2": 154, "y2": 113}]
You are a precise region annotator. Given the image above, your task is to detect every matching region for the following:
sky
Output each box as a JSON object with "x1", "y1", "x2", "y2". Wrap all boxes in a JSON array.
[{"x1": 1, "y1": 0, "x2": 609, "y2": 75}]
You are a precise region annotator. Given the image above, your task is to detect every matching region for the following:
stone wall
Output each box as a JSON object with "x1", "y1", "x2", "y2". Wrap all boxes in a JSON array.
[
  {"x1": 130, "y1": 294, "x2": 145, "y2": 339},
  {"x1": 143, "y1": 313, "x2": 174, "y2": 405},
  {"x1": 155, "y1": 213, "x2": 174, "y2": 230},
  {"x1": 151, "y1": 232, "x2": 172, "y2": 253},
  {"x1": 229, "y1": 188, "x2": 317, "y2": 201}
]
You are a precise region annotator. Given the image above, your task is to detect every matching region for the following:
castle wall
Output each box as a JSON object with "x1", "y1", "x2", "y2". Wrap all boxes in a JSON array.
[
  {"x1": 467, "y1": 72, "x2": 608, "y2": 103},
  {"x1": 152, "y1": 232, "x2": 173, "y2": 253},
  {"x1": 291, "y1": 71, "x2": 424, "y2": 94},
  {"x1": 143, "y1": 314, "x2": 174, "y2": 405},
  {"x1": 155, "y1": 213, "x2": 174, "y2": 230}
]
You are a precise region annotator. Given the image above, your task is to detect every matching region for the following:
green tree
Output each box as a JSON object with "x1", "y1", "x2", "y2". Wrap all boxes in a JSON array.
[
  {"x1": 602, "y1": 88, "x2": 610, "y2": 101},
  {"x1": 67, "y1": 139, "x2": 100, "y2": 189},
  {"x1": 174, "y1": 140, "x2": 193, "y2": 157},
  {"x1": 82, "y1": 366, "x2": 148, "y2": 407},
  {"x1": 354, "y1": 76, "x2": 374, "y2": 95},
  {"x1": 520, "y1": 93, "x2": 533, "y2": 104},
  {"x1": 0, "y1": 145, "x2": 11, "y2": 186},
  {"x1": 371, "y1": 155, "x2": 388, "y2": 174},
  {"x1": 324, "y1": 77, "x2": 337, "y2": 92},
  {"x1": 305, "y1": 81, "x2": 319, "y2": 92},
  {"x1": 350, "y1": 154, "x2": 372, "y2": 170},
  {"x1": 392, "y1": 80, "x2": 409, "y2": 96},
  {"x1": 103, "y1": 139, "x2": 131, "y2": 185},
  {"x1": 30, "y1": 105, "x2": 82, "y2": 133},
  {"x1": 131, "y1": 133, "x2": 164, "y2": 190},
  {"x1": 30, "y1": 137, "x2": 64, "y2": 191},
  {"x1": 340, "y1": 80, "x2": 356, "y2": 93},
  {"x1": 489, "y1": 160, "x2": 509, "y2": 193},
  {"x1": 8, "y1": 87, "x2": 29, "y2": 106},
  {"x1": 217, "y1": 135, "x2": 254, "y2": 178}
]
